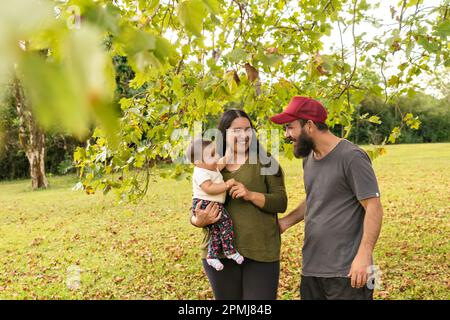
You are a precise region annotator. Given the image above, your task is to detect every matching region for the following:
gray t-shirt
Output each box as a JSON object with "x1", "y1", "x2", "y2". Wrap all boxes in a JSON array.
[{"x1": 302, "y1": 139, "x2": 380, "y2": 277}]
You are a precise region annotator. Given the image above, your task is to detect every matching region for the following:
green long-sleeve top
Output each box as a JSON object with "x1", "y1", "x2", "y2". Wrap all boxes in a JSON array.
[{"x1": 200, "y1": 160, "x2": 288, "y2": 262}]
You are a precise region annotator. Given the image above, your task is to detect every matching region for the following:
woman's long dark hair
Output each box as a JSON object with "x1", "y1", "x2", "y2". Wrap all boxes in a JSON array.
[{"x1": 216, "y1": 109, "x2": 282, "y2": 176}]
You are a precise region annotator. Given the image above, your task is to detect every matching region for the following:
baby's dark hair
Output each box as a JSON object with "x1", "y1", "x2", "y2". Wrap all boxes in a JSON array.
[{"x1": 186, "y1": 138, "x2": 213, "y2": 163}]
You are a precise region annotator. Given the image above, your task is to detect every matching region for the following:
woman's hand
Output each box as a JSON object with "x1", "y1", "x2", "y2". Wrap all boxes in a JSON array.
[
  {"x1": 229, "y1": 181, "x2": 254, "y2": 201},
  {"x1": 229, "y1": 180, "x2": 266, "y2": 208},
  {"x1": 191, "y1": 201, "x2": 222, "y2": 228}
]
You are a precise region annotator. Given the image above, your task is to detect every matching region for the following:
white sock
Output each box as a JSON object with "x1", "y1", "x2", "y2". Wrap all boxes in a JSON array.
[
  {"x1": 226, "y1": 252, "x2": 244, "y2": 264},
  {"x1": 206, "y1": 259, "x2": 224, "y2": 271}
]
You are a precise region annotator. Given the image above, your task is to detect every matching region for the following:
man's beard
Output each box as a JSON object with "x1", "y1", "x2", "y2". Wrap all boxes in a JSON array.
[{"x1": 294, "y1": 130, "x2": 315, "y2": 158}]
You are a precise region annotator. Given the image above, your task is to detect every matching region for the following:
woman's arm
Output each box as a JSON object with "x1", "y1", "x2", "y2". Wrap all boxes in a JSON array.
[
  {"x1": 246, "y1": 191, "x2": 266, "y2": 208},
  {"x1": 228, "y1": 171, "x2": 287, "y2": 213},
  {"x1": 229, "y1": 183, "x2": 266, "y2": 208},
  {"x1": 261, "y1": 170, "x2": 288, "y2": 213}
]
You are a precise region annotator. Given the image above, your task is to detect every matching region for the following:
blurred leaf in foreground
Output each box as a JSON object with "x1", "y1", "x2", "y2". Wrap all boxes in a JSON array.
[
  {"x1": 0, "y1": 0, "x2": 120, "y2": 146},
  {"x1": 19, "y1": 26, "x2": 119, "y2": 145}
]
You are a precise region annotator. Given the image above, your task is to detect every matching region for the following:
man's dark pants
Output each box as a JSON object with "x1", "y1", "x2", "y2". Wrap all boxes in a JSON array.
[{"x1": 300, "y1": 276, "x2": 374, "y2": 300}]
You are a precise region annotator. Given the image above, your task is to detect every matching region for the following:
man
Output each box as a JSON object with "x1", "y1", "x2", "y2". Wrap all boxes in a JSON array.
[{"x1": 270, "y1": 96, "x2": 383, "y2": 300}]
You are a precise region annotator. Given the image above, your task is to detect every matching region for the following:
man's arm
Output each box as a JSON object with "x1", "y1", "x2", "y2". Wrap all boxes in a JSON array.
[
  {"x1": 278, "y1": 199, "x2": 307, "y2": 233},
  {"x1": 348, "y1": 197, "x2": 383, "y2": 288},
  {"x1": 359, "y1": 197, "x2": 383, "y2": 253}
]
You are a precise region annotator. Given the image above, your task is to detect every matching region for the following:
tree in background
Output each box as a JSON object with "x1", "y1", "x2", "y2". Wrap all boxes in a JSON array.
[
  {"x1": 0, "y1": 0, "x2": 448, "y2": 199},
  {"x1": 12, "y1": 78, "x2": 49, "y2": 189}
]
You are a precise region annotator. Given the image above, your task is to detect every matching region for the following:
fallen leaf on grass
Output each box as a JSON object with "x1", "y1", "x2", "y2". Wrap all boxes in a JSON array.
[{"x1": 29, "y1": 237, "x2": 44, "y2": 247}]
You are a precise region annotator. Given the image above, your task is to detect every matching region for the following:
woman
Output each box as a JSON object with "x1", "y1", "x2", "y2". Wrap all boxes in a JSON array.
[{"x1": 190, "y1": 109, "x2": 288, "y2": 300}]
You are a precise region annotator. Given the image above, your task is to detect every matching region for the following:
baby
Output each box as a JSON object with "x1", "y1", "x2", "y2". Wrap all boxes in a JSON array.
[{"x1": 187, "y1": 138, "x2": 244, "y2": 271}]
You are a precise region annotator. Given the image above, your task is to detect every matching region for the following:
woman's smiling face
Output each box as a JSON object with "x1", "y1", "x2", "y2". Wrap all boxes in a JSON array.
[{"x1": 226, "y1": 117, "x2": 252, "y2": 154}]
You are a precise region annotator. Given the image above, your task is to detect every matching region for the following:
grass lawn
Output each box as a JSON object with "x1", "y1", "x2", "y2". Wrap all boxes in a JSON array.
[{"x1": 0, "y1": 143, "x2": 449, "y2": 299}]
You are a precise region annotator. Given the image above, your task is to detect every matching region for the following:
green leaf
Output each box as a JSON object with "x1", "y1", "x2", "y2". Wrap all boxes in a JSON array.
[
  {"x1": 202, "y1": 0, "x2": 221, "y2": 15},
  {"x1": 19, "y1": 54, "x2": 90, "y2": 138},
  {"x1": 139, "y1": 0, "x2": 159, "y2": 11},
  {"x1": 368, "y1": 115, "x2": 382, "y2": 124},
  {"x1": 177, "y1": 0, "x2": 207, "y2": 37},
  {"x1": 223, "y1": 70, "x2": 237, "y2": 93},
  {"x1": 435, "y1": 20, "x2": 450, "y2": 38},
  {"x1": 0, "y1": 0, "x2": 53, "y2": 98},
  {"x1": 258, "y1": 52, "x2": 283, "y2": 68},
  {"x1": 388, "y1": 126, "x2": 401, "y2": 144},
  {"x1": 418, "y1": 36, "x2": 440, "y2": 53},
  {"x1": 172, "y1": 75, "x2": 183, "y2": 97},
  {"x1": 129, "y1": 71, "x2": 150, "y2": 89},
  {"x1": 153, "y1": 36, "x2": 178, "y2": 66},
  {"x1": 120, "y1": 98, "x2": 133, "y2": 110},
  {"x1": 227, "y1": 48, "x2": 248, "y2": 63},
  {"x1": 19, "y1": 26, "x2": 118, "y2": 144},
  {"x1": 405, "y1": 40, "x2": 414, "y2": 58},
  {"x1": 364, "y1": 146, "x2": 387, "y2": 161},
  {"x1": 398, "y1": 62, "x2": 408, "y2": 71},
  {"x1": 387, "y1": 75, "x2": 400, "y2": 87},
  {"x1": 120, "y1": 28, "x2": 176, "y2": 70},
  {"x1": 403, "y1": 113, "x2": 421, "y2": 130},
  {"x1": 407, "y1": 88, "x2": 417, "y2": 98},
  {"x1": 351, "y1": 90, "x2": 365, "y2": 105},
  {"x1": 444, "y1": 57, "x2": 450, "y2": 68},
  {"x1": 81, "y1": 3, "x2": 121, "y2": 35}
]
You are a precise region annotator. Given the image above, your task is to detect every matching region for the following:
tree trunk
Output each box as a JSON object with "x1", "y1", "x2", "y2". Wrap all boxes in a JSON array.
[{"x1": 13, "y1": 78, "x2": 49, "y2": 189}]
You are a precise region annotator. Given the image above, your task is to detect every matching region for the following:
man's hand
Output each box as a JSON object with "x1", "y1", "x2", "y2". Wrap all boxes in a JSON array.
[
  {"x1": 278, "y1": 200, "x2": 307, "y2": 234},
  {"x1": 278, "y1": 217, "x2": 290, "y2": 234},
  {"x1": 191, "y1": 201, "x2": 221, "y2": 227},
  {"x1": 347, "y1": 251, "x2": 372, "y2": 288}
]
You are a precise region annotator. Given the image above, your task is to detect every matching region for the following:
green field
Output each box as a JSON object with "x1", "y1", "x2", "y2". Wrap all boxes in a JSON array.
[{"x1": 0, "y1": 143, "x2": 449, "y2": 299}]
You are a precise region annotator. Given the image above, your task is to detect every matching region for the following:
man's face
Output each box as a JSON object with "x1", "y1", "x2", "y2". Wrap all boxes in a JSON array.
[{"x1": 284, "y1": 120, "x2": 315, "y2": 158}]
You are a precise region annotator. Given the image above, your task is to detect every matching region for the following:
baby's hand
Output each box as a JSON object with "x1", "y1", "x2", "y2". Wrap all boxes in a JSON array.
[{"x1": 225, "y1": 178, "x2": 236, "y2": 189}]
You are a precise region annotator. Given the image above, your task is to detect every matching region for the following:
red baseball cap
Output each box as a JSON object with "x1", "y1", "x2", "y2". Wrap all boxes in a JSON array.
[{"x1": 270, "y1": 96, "x2": 327, "y2": 124}]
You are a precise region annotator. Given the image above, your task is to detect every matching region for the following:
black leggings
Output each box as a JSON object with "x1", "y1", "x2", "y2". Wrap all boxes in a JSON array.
[{"x1": 202, "y1": 258, "x2": 280, "y2": 300}]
